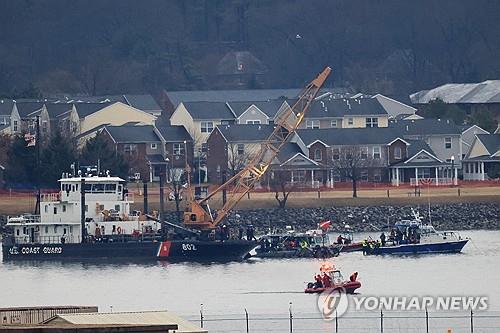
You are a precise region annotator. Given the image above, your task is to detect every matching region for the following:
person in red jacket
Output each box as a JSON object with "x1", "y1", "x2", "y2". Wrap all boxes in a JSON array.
[
  {"x1": 322, "y1": 272, "x2": 332, "y2": 288},
  {"x1": 349, "y1": 271, "x2": 358, "y2": 282}
]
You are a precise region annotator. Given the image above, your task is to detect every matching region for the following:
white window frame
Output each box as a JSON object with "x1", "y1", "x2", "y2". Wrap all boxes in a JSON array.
[
  {"x1": 373, "y1": 169, "x2": 382, "y2": 182},
  {"x1": 200, "y1": 121, "x2": 214, "y2": 133},
  {"x1": 246, "y1": 120, "x2": 261, "y2": 125},
  {"x1": 360, "y1": 147, "x2": 368, "y2": 159},
  {"x1": 173, "y1": 143, "x2": 184, "y2": 155},
  {"x1": 373, "y1": 146, "x2": 381, "y2": 159},
  {"x1": 330, "y1": 119, "x2": 338, "y2": 128},
  {"x1": 123, "y1": 144, "x2": 137, "y2": 154},
  {"x1": 444, "y1": 137, "x2": 452, "y2": 149},
  {"x1": 151, "y1": 143, "x2": 158, "y2": 150},
  {"x1": 361, "y1": 170, "x2": 369, "y2": 182},
  {"x1": 347, "y1": 117, "x2": 354, "y2": 126},
  {"x1": 291, "y1": 170, "x2": 306, "y2": 183},
  {"x1": 314, "y1": 148, "x2": 322, "y2": 161},
  {"x1": 306, "y1": 119, "x2": 320, "y2": 129},
  {"x1": 332, "y1": 148, "x2": 340, "y2": 160},
  {"x1": 366, "y1": 117, "x2": 379, "y2": 128},
  {"x1": 394, "y1": 147, "x2": 402, "y2": 159},
  {"x1": 13, "y1": 120, "x2": 18, "y2": 132},
  {"x1": 237, "y1": 144, "x2": 245, "y2": 155}
]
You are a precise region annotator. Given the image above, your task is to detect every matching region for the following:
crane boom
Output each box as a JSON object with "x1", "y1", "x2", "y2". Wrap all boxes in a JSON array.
[{"x1": 184, "y1": 67, "x2": 331, "y2": 230}]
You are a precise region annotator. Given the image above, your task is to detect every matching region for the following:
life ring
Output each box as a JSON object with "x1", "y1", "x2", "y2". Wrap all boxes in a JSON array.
[{"x1": 117, "y1": 226, "x2": 122, "y2": 234}]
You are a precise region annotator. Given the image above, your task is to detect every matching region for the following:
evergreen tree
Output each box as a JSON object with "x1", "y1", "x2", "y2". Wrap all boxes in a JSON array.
[
  {"x1": 468, "y1": 107, "x2": 498, "y2": 133},
  {"x1": 40, "y1": 131, "x2": 77, "y2": 186},
  {"x1": 80, "y1": 134, "x2": 128, "y2": 178},
  {"x1": 5, "y1": 135, "x2": 37, "y2": 186},
  {"x1": 420, "y1": 99, "x2": 467, "y2": 125}
]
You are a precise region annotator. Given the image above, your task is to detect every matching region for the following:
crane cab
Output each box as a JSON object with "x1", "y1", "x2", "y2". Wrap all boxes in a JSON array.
[{"x1": 183, "y1": 201, "x2": 215, "y2": 230}]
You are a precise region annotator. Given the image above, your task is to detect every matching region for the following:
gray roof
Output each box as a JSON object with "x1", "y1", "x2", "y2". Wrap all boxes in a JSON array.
[
  {"x1": 477, "y1": 134, "x2": 500, "y2": 155},
  {"x1": 406, "y1": 139, "x2": 436, "y2": 157},
  {"x1": 124, "y1": 94, "x2": 162, "y2": 112},
  {"x1": 390, "y1": 119, "x2": 461, "y2": 136},
  {"x1": 75, "y1": 102, "x2": 113, "y2": 117},
  {"x1": 297, "y1": 127, "x2": 401, "y2": 146},
  {"x1": 156, "y1": 125, "x2": 192, "y2": 142},
  {"x1": 166, "y1": 89, "x2": 305, "y2": 107},
  {"x1": 105, "y1": 125, "x2": 160, "y2": 143},
  {"x1": 228, "y1": 100, "x2": 286, "y2": 117},
  {"x1": 217, "y1": 124, "x2": 275, "y2": 142},
  {"x1": 14, "y1": 102, "x2": 44, "y2": 117},
  {"x1": 51, "y1": 94, "x2": 126, "y2": 104},
  {"x1": 277, "y1": 142, "x2": 303, "y2": 163},
  {"x1": 45, "y1": 103, "x2": 74, "y2": 117},
  {"x1": 166, "y1": 88, "x2": 351, "y2": 108},
  {"x1": 410, "y1": 80, "x2": 500, "y2": 104},
  {"x1": 306, "y1": 98, "x2": 387, "y2": 118},
  {"x1": 0, "y1": 99, "x2": 13, "y2": 115},
  {"x1": 181, "y1": 101, "x2": 235, "y2": 120}
]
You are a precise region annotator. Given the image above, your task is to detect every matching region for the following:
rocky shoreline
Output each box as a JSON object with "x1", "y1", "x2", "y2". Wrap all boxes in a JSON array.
[{"x1": 165, "y1": 202, "x2": 500, "y2": 233}]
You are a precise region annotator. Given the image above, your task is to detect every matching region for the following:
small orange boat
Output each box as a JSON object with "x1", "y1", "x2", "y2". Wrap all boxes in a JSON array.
[{"x1": 305, "y1": 262, "x2": 361, "y2": 294}]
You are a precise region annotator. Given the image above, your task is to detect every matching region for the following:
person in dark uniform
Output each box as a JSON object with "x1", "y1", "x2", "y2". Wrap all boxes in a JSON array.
[
  {"x1": 238, "y1": 226, "x2": 244, "y2": 239},
  {"x1": 380, "y1": 232, "x2": 386, "y2": 246}
]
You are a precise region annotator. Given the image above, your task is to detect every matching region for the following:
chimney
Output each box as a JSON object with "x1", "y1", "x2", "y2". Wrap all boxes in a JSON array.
[
  {"x1": 446, "y1": 119, "x2": 450, "y2": 124},
  {"x1": 406, "y1": 125, "x2": 409, "y2": 131}
]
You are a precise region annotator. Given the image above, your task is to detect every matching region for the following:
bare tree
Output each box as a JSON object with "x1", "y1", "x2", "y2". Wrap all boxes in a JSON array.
[
  {"x1": 269, "y1": 170, "x2": 297, "y2": 209},
  {"x1": 227, "y1": 142, "x2": 252, "y2": 176},
  {"x1": 165, "y1": 167, "x2": 188, "y2": 224},
  {"x1": 329, "y1": 146, "x2": 375, "y2": 198}
]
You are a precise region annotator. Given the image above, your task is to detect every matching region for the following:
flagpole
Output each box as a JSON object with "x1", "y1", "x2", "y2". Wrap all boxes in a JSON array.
[{"x1": 35, "y1": 115, "x2": 41, "y2": 215}]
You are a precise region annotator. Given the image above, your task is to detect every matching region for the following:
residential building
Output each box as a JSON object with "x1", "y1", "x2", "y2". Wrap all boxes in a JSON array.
[
  {"x1": 206, "y1": 124, "x2": 275, "y2": 181},
  {"x1": 101, "y1": 124, "x2": 163, "y2": 181},
  {"x1": 463, "y1": 134, "x2": 500, "y2": 180},
  {"x1": 170, "y1": 101, "x2": 235, "y2": 152},
  {"x1": 100, "y1": 124, "x2": 192, "y2": 182},
  {"x1": 77, "y1": 102, "x2": 157, "y2": 145},
  {"x1": 229, "y1": 100, "x2": 291, "y2": 125},
  {"x1": 459, "y1": 124, "x2": 489, "y2": 159},
  {"x1": 300, "y1": 97, "x2": 389, "y2": 129},
  {"x1": 390, "y1": 118, "x2": 462, "y2": 167}
]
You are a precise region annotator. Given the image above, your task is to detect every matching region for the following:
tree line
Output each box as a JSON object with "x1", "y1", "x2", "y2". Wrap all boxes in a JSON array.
[
  {"x1": 0, "y1": 0, "x2": 499, "y2": 98},
  {"x1": 0, "y1": 133, "x2": 128, "y2": 188}
]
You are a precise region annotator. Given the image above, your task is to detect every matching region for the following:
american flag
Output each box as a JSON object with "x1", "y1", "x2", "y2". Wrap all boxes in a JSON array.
[{"x1": 24, "y1": 133, "x2": 36, "y2": 147}]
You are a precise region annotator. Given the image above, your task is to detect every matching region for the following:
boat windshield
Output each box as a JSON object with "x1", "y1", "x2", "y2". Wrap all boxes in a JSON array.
[{"x1": 420, "y1": 225, "x2": 437, "y2": 235}]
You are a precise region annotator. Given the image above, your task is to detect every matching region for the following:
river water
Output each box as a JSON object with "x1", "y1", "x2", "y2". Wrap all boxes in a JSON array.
[{"x1": 1, "y1": 230, "x2": 500, "y2": 332}]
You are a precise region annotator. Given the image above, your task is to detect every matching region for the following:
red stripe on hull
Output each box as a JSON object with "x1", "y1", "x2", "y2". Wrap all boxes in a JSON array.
[{"x1": 157, "y1": 241, "x2": 172, "y2": 258}]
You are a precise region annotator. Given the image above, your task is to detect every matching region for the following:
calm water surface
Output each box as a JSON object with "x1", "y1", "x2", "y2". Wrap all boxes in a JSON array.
[{"x1": 1, "y1": 230, "x2": 499, "y2": 332}]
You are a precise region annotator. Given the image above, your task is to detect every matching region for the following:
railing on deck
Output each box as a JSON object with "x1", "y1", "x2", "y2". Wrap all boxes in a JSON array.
[
  {"x1": 8, "y1": 214, "x2": 41, "y2": 224},
  {"x1": 12, "y1": 235, "x2": 79, "y2": 244},
  {"x1": 41, "y1": 192, "x2": 61, "y2": 202}
]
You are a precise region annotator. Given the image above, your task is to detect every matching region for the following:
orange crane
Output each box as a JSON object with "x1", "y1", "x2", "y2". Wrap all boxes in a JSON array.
[{"x1": 184, "y1": 67, "x2": 332, "y2": 230}]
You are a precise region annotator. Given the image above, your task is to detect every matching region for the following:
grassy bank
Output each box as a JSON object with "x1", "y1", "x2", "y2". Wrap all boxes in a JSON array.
[{"x1": 1, "y1": 186, "x2": 498, "y2": 216}]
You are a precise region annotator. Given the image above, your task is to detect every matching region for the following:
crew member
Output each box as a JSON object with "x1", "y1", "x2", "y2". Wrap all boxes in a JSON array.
[
  {"x1": 322, "y1": 272, "x2": 332, "y2": 288},
  {"x1": 380, "y1": 232, "x2": 386, "y2": 246},
  {"x1": 349, "y1": 271, "x2": 358, "y2": 282},
  {"x1": 314, "y1": 274, "x2": 323, "y2": 288},
  {"x1": 337, "y1": 235, "x2": 343, "y2": 244}
]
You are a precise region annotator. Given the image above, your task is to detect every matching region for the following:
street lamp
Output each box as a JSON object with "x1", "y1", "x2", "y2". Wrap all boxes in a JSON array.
[{"x1": 450, "y1": 155, "x2": 455, "y2": 185}]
